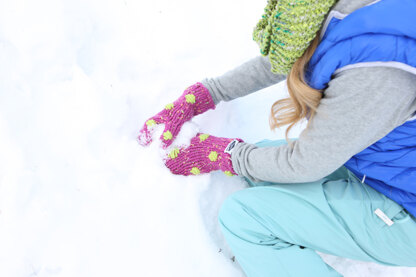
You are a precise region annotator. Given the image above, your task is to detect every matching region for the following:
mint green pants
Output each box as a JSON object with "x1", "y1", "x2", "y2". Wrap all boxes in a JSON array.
[{"x1": 218, "y1": 139, "x2": 416, "y2": 277}]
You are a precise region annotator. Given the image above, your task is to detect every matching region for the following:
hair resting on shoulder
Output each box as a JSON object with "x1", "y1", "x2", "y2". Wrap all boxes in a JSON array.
[{"x1": 269, "y1": 33, "x2": 323, "y2": 142}]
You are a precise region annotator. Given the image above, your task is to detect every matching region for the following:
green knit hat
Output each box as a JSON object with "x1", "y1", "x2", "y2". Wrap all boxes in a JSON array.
[{"x1": 253, "y1": 0, "x2": 338, "y2": 74}]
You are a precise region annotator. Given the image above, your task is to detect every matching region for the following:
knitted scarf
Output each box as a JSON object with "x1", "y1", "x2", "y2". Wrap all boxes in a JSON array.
[{"x1": 253, "y1": 0, "x2": 338, "y2": 74}]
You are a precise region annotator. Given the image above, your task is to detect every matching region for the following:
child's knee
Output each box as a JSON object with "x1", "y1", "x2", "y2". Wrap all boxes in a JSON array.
[
  {"x1": 218, "y1": 189, "x2": 258, "y2": 235},
  {"x1": 218, "y1": 188, "x2": 294, "y2": 247},
  {"x1": 218, "y1": 188, "x2": 280, "y2": 234},
  {"x1": 218, "y1": 190, "x2": 245, "y2": 227},
  {"x1": 218, "y1": 187, "x2": 280, "y2": 226}
]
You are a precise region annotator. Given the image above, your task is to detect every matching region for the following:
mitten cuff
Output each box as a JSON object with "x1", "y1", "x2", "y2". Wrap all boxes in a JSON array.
[
  {"x1": 221, "y1": 138, "x2": 244, "y2": 176},
  {"x1": 183, "y1": 82, "x2": 216, "y2": 116}
]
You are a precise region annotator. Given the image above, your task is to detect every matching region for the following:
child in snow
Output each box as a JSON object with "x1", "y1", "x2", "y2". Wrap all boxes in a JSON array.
[{"x1": 138, "y1": 0, "x2": 416, "y2": 276}]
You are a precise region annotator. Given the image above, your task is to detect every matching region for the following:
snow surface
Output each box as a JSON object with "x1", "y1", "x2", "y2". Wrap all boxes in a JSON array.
[{"x1": 0, "y1": 0, "x2": 415, "y2": 276}]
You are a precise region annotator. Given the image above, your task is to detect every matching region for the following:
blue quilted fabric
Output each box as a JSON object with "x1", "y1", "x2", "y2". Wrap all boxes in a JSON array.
[{"x1": 306, "y1": 0, "x2": 416, "y2": 217}]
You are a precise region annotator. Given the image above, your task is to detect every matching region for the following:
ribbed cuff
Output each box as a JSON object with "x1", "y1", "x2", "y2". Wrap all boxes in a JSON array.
[{"x1": 199, "y1": 79, "x2": 221, "y2": 106}]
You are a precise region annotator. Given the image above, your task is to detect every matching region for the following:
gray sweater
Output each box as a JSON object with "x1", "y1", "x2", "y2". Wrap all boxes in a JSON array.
[{"x1": 200, "y1": 1, "x2": 416, "y2": 184}]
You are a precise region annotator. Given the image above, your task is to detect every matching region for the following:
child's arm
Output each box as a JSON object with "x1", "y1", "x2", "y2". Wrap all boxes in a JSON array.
[
  {"x1": 200, "y1": 55, "x2": 286, "y2": 105},
  {"x1": 231, "y1": 66, "x2": 416, "y2": 183}
]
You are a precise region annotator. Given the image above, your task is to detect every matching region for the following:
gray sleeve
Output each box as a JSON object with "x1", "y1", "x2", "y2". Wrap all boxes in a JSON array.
[
  {"x1": 200, "y1": 55, "x2": 287, "y2": 105},
  {"x1": 231, "y1": 66, "x2": 416, "y2": 183}
]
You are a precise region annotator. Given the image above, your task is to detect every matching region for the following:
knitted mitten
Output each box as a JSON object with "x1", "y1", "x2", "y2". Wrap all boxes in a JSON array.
[
  {"x1": 164, "y1": 133, "x2": 243, "y2": 176},
  {"x1": 138, "y1": 82, "x2": 215, "y2": 149}
]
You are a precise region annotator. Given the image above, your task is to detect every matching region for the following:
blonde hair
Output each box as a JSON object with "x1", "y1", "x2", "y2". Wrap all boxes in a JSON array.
[{"x1": 269, "y1": 33, "x2": 323, "y2": 142}]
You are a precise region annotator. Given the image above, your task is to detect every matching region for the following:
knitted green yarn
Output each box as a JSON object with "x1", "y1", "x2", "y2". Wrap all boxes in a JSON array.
[{"x1": 253, "y1": 0, "x2": 338, "y2": 74}]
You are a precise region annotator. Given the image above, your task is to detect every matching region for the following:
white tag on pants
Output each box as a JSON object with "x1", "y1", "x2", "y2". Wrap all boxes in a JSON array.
[{"x1": 374, "y1": 208, "x2": 395, "y2": 226}]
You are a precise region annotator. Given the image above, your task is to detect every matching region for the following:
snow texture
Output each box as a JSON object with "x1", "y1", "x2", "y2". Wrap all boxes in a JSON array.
[{"x1": 0, "y1": 0, "x2": 415, "y2": 276}]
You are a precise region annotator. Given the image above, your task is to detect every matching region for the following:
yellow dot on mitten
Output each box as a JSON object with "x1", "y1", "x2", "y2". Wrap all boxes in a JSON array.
[
  {"x1": 199, "y1": 134, "x2": 210, "y2": 142},
  {"x1": 165, "y1": 103, "x2": 174, "y2": 110},
  {"x1": 208, "y1": 151, "x2": 218, "y2": 162},
  {"x1": 190, "y1": 167, "x2": 200, "y2": 175},
  {"x1": 168, "y1": 148, "x2": 180, "y2": 159},
  {"x1": 146, "y1": 119, "x2": 156, "y2": 127},
  {"x1": 185, "y1": 94, "x2": 196, "y2": 104},
  {"x1": 224, "y1": 171, "x2": 234, "y2": 177},
  {"x1": 163, "y1": 131, "x2": 173, "y2": 140}
]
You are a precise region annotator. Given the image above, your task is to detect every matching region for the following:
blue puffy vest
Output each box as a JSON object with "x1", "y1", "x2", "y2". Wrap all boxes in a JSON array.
[{"x1": 306, "y1": 0, "x2": 416, "y2": 217}]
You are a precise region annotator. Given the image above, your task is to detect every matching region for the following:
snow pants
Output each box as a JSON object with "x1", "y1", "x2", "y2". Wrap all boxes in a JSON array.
[{"x1": 218, "y1": 139, "x2": 416, "y2": 277}]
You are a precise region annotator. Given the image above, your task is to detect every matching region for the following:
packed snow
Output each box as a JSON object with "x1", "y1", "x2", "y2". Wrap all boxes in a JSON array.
[{"x1": 0, "y1": 0, "x2": 415, "y2": 276}]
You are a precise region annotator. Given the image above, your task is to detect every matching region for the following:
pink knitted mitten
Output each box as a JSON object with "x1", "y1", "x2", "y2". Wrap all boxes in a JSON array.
[
  {"x1": 164, "y1": 133, "x2": 244, "y2": 176},
  {"x1": 138, "y1": 82, "x2": 215, "y2": 149}
]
